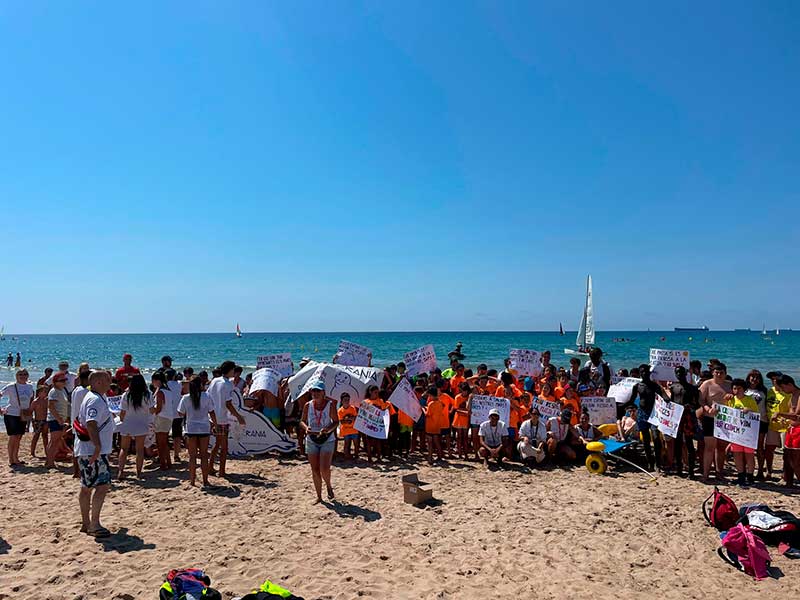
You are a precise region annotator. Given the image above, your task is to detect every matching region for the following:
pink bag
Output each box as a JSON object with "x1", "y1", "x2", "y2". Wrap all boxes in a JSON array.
[{"x1": 721, "y1": 523, "x2": 771, "y2": 580}]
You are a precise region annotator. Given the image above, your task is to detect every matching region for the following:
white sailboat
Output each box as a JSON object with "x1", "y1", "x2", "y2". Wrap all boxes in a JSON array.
[
  {"x1": 762, "y1": 323, "x2": 767, "y2": 335},
  {"x1": 236, "y1": 323, "x2": 243, "y2": 338},
  {"x1": 776, "y1": 328, "x2": 780, "y2": 336},
  {"x1": 564, "y1": 275, "x2": 594, "y2": 358}
]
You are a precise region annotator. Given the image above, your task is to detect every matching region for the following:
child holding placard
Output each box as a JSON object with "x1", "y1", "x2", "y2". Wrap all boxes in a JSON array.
[{"x1": 729, "y1": 379, "x2": 758, "y2": 486}]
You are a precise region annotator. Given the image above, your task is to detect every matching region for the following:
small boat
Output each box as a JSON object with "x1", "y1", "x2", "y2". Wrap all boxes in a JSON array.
[
  {"x1": 674, "y1": 326, "x2": 709, "y2": 332},
  {"x1": 0, "y1": 326, "x2": 4, "y2": 341},
  {"x1": 559, "y1": 322, "x2": 564, "y2": 336},
  {"x1": 776, "y1": 328, "x2": 781, "y2": 336},
  {"x1": 565, "y1": 275, "x2": 594, "y2": 358},
  {"x1": 236, "y1": 323, "x2": 243, "y2": 338},
  {"x1": 761, "y1": 323, "x2": 767, "y2": 335}
]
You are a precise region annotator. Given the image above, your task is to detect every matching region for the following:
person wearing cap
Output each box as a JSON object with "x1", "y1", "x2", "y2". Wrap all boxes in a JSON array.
[
  {"x1": 300, "y1": 379, "x2": 338, "y2": 503},
  {"x1": 114, "y1": 354, "x2": 140, "y2": 393},
  {"x1": 478, "y1": 408, "x2": 508, "y2": 467},
  {"x1": 546, "y1": 408, "x2": 578, "y2": 463},
  {"x1": 518, "y1": 407, "x2": 548, "y2": 467}
]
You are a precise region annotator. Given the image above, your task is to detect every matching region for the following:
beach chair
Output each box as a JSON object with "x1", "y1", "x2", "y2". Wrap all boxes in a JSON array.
[{"x1": 584, "y1": 424, "x2": 656, "y2": 480}]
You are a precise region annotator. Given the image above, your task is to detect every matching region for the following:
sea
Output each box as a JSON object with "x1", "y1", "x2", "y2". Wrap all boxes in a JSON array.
[{"x1": 1, "y1": 330, "x2": 797, "y2": 387}]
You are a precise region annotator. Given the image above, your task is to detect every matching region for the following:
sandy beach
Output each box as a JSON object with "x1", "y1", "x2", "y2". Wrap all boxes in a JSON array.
[{"x1": 1, "y1": 435, "x2": 798, "y2": 599}]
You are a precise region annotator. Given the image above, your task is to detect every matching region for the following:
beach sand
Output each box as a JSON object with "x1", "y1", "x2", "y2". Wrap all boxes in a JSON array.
[{"x1": 1, "y1": 435, "x2": 798, "y2": 599}]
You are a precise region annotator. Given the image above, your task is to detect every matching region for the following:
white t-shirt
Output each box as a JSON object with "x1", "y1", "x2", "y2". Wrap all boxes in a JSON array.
[
  {"x1": 177, "y1": 392, "x2": 215, "y2": 435},
  {"x1": 1, "y1": 382, "x2": 34, "y2": 417},
  {"x1": 47, "y1": 387, "x2": 70, "y2": 422},
  {"x1": 207, "y1": 377, "x2": 235, "y2": 424},
  {"x1": 159, "y1": 381, "x2": 182, "y2": 420},
  {"x1": 548, "y1": 417, "x2": 572, "y2": 442},
  {"x1": 478, "y1": 420, "x2": 507, "y2": 447},
  {"x1": 75, "y1": 392, "x2": 114, "y2": 456},
  {"x1": 519, "y1": 418, "x2": 548, "y2": 445},
  {"x1": 71, "y1": 386, "x2": 90, "y2": 422}
]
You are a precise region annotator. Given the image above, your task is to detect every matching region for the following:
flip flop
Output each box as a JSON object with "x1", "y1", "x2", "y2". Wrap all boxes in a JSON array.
[{"x1": 88, "y1": 527, "x2": 111, "y2": 538}]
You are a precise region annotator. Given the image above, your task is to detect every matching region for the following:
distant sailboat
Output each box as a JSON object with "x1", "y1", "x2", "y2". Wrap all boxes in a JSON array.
[
  {"x1": 776, "y1": 328, "x2": 780, "y2": 336},
  {"x1": 236, "y1": 323, "x2": 243, "y2": 338},
  {"x1": 0, "y1": 326, "x2": 4, "y2": 341},
  {"x1": 564, "y1": 275, "x2": 594, "y2": 358},
  {"x1": 762, "y1": 323, "x2": 767, "y2": 335},
  {"x1": 559, "y1": 322, "x2": 564, "y2": 336}
]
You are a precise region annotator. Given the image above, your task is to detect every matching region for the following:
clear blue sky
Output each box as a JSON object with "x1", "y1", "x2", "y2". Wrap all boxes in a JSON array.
[{"x1": 2, "y1": 1, "x2": 798, "y2": 333}]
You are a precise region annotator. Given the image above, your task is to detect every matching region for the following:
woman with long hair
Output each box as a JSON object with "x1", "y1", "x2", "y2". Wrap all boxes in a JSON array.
[
  {"x1": 117, "y1": 374, "x2": 153, "y2": 479},
  {"x1": 177, "y1": 377, "x2": 217, "y2": 487},
  {"x1": 745, "y1": 369, "x2": 770, "y2": 480},
  {"x1": 150, "y1": 371, "x2": 172, "y2": 470},
  {"x1": 300, "y1": 380, "x2": 338, "y2": 504}
]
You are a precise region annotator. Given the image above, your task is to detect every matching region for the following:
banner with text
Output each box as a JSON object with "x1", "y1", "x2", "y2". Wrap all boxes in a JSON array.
[
  {"x1": 107, "y1": 395, "x2": 122, "y2": 414},
  {"x1": 404, "y1": 344, "x2": 437, "y2": 377},
  {"x1": 713, "y1": 403, "x2": 759, "y2": 449},
  {"x1": 649, "y1": 349, "x2": 690, "y2": 382},
  {"x1": 531, "y1": 397, "x2": 561, "y2": 420},
  {"x1": 647, "y1": 396, "x2": 685, "y2": 438},
  {"x1": 256, "y1": 353, "x2": 293, "y2": 378},
  {"x1": 509, "y1": 348, "x2": 542, "y2": 377},
  {"x1": 469, "y1": 395, "x2": 511, "y2": 426},
  {"x1": 607, "y1": 378, "x2": 642, "y2": 404},
  {"x1": 334, "y1": 340, "x2": 372, "y2": 367},
  {"x1": 288, "y1": 362, "x2": 385, "y2": 406},
  {"x1": 354, "y1": 402, "x2": 390, "y2": 439},
  {"x1": 581, "y1": 396, "x2": 617, "y2": 425},
  {"x1": 387, "y1": 377, "x2": 423, "y2": 422},
  {"x1": 249, "y1": 368, "x2": 282, "y2": 396}
]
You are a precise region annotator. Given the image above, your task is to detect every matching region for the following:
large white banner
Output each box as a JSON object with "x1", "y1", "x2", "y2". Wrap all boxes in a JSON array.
[
  {"x1": 249, "y1": 368, "x2": 282, "y2": 396},
  {"x1": 256, "y1": 353, "x2": 293, "y2": 378},
  {"x1": 647, "y1": 396, "x2": 685, "y2": 438},
  {"x1": 531, "y1": 397, "x2": 561, "y2": 420},
  {"x1": 404, "y1": 344, "x2": 437, "y2": 377},
  {"x1": 649, "y1": 349, "x2": 690, "y2": 382},
  {"x1": 354, "y1": 402, "x2": 390, "y2": 439},
  {"x1": 387, "y1": 377, "x2": 423, "y2": 422},
  {"x1": 713, "y1": 403, "x2": 759, "y2": 449},
  {"x1": 469, "y1": 395, "x2": 510, "y2": 426},
  {"x1": 607, "y1": 377, "x2": 642, "y2": 404},
  {"x1": 226, "y1": 409, "x2": 297, "y2": 456},
  {"x1": 509, "y1": 348, "x2": 542, "y2": 377},
  {"x1": 334, "y1": 340, "x2": 372, "y2": 367},
  {"x1": 581, "y1": 396, "x2": 617, "y2": 425},
  {"x1": 287, "y1": 362, "x2": 384, "y2": 406}
]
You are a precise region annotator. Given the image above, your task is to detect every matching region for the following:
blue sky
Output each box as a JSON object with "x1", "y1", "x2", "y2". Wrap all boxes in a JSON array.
[{"x1": 1, "y1": 1, "x2": 798, "y2": 333}]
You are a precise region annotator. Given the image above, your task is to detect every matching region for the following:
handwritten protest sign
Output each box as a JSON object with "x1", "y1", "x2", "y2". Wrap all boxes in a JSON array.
[
  {"x1": 387, "y1": 377, "x2": 423, "y2": 422},
  {"x1": 107, "y1": 395, "x2": 122, "y2": 414},
  {"x1": 607, "y1": 377, "x2": 642, "y2": 404},
  {"x1": 649, "y1": 349, "x2": 690, "y2": 381},
  {"x1": 249, "y1": 368, "x2": 282, "y2": 396},
  {"x1": 256, "y1": 353, "x2": 293, "y2": 378},
  {"x1": 581, "y1": 396, "x2": 617, "y2": 425},
  {"x1": 531, "y1": 397, "x2": 561, "y2": 420},
  {"x1": 334, "y1": 340, "x2": 372, "y2": 367},
  {"x1": 713, "y1": 403, "x2": 759, "y2": 449},
  {"x1": 354, "y1": 402, "x2": 390, "y2": 439},
  {"x1": 647, "y1": 396, "x2": 685, "y2": 437},
  {"x1": 404, "y1": 344, "x2": 437, "y2": 377},
  {"x1": 469, "y1": 395, "x2": 511, "y2": 426},
  {"x1": 509, "y1": 348, "x2": 542, "y2": 377}
]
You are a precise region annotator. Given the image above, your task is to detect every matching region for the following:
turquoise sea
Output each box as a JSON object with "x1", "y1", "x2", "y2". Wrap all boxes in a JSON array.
[{"x1": 1, "y1": 330, "x2": 797, "y2": 386}]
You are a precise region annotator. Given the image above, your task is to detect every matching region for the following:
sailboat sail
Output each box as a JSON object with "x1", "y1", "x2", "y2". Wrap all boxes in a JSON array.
[
  {"x1": 559, "y1": 322, "x2": 564, "y2": 336},
  {"x1": 575, "y1": 275, "x2": 595, "y2": 347},
  {"x1": 762, "y1": 323, "x2": 767, "y2": 335},
  {"x1": 236, "y1": 323, "x2": 242, "y2": 337}
]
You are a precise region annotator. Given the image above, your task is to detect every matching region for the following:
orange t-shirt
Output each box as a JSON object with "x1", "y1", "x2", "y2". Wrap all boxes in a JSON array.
[
  {"x1": 555, "y1": 384, "x2": 570, "y2": 400},
  {"x1": 338, "y1": 406, "x2": 358, "y2": 437},
  {"x1": 449, "y1": 374, "x2": 465, "y2": 395},
  {"x1": 561, "y1": 396, "x2": 581, "y2": 425},
  {"x1": 369, "y1": 397, "x2": 396, "y2": 416},
  {"x1": 397, "y1": 409, "x2": 414, "y2": 428},
  {"x1": 452, "y1": 393, "x2": 470, "y2": 429},
  {"x1": 439, "y1": 393, "x2": 454, "y2": 426},
  {"x1": 508, "y1": 398, "x2": 521, "y2": 429},
  {"x1": 485, "y1": 379, "x2": 499, "y2": 395},
  {"x1": 425, "y1": 399, "x2": 447, "y2": 434},
  {"x1": 495, "y1": 384, "x2": 522, "y2": 399}
]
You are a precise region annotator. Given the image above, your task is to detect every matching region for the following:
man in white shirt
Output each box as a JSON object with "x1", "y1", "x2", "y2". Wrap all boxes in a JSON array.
[
  {"x1": 76, "y1": 371, "x2": 114, "y2": 537},
  {"x1": 518, "y1": 408, "x2": 548, "y2": 466},
  {"x1": 478, "y1": 409, "x2": 508, "y2": 467},
  {"x1": 208, "y1": 361, "x2": 247, "y2": 478},
  {"x1": 69, "y1": 370, "x2": 91, "y2": 478}
]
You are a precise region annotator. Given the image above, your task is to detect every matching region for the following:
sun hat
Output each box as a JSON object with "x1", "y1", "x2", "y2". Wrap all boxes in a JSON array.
[
  {"x1": 310, "y1": 379, "x2": 325, "y2": 391},
  {"x1": 488, "y1": 408, "x2": 500, "y2": 417}
]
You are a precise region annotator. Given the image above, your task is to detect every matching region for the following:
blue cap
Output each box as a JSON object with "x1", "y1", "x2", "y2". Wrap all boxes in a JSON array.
[{"x1": 310, "y1": 379, "x2": 325, "y2": 391}]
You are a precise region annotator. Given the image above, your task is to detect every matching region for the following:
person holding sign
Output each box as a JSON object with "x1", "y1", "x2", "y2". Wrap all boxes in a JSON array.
[
  {"x1": 625, "y1": 364, "x2": 667, "y2": 473},
  {"x1": 698, "y1": 363, "x2": 732, "y2": 482},
  {"x1": 300, "y1": 380, "x2": 339, "y2": 504},
  {"x1": 667, "y1": 366, "x2": 699, "y2": 478},
  {"x1": 478, "y1": 409, "x2": 508, "y2": 468},
  {"x1": 337, "y1": 393, "x2": 360, "y2": 461},
  {"x1": 727, "y1": 379, "x2": 758, "y2": 486}
]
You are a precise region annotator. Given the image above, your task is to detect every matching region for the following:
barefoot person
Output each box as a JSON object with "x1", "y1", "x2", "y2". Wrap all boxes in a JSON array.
[
  {"x1": 208, "y1": 361, "x2": 247, "y2": 478},
  {"x1": 698, "y1": 363, "x2": 732, "y2": 482},
  {"x1": 45, "y1": 372, "x2": 71, "y2": 468},
  {"x1": 150, "y1": 372, "x2": 173, "y2": 471},
  {"x1": 300, "y1": 380, "x2": 338, "y2": 503},
  {"x1": 116, "y1": 374, "x2": 153, "y2": 480},
  {"x1": 478, "y1": 408, "x2": 508, "y2": 467},
  {"x1": 1, "y1": 369, "x2": 34, "y2": 467},
  {"x1": 177, "y1": 377, "x2": 217, "y2": 487},
  {"x1": 76, "y1": 371, "x2": 114, "y2": 537}
]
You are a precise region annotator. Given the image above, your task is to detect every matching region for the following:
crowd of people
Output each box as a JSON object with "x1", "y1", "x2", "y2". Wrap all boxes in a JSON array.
[{"x1": 2, "y1": 346, "x2": 800, "y2": 524}]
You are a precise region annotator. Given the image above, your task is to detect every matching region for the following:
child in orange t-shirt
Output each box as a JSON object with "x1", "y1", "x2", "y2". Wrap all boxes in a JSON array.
[
  {"x1": 437, "y1": 379, "x2": 455, "y2": 459},
  {"x1": 423, "y1": 386, "x2": 445, "y2": 463},
  {"x1": 560, "y1": 387, "x2": 581, "y2": 425},
  {"x1": 452, "y1": 382, "x2": 471, "y2": 459},
  {"x1": 337, "y1": 393, "x2": 360, "y2": 461},
  {"x1": 363, "y1": 385, "x2": 388, "y2": 463}
]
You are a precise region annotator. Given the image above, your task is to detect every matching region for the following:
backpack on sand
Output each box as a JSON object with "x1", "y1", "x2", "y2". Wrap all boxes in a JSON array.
[
  {"x1": 718, "y1": 524, "x2": 771, "y2": 580},
  {"x1": 160, "y1": 569, "x2": 222, "y2": 600},
  {"x1": 702, "y1": 487, "x2": 739, "y2": 532}
]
